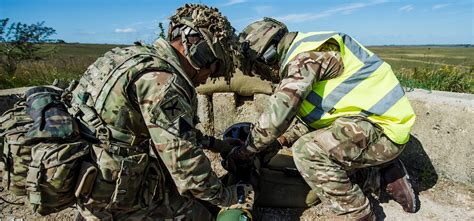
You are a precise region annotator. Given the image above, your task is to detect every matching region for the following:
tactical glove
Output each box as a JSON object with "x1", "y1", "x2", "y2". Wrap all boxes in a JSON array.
[
  {"x1": 217, "y1": 138, "x2": 244, "y2": 158},
  {"x1": 200, "y1": 136, "x2": 242, "y2": 155},
  {"x1": 223, "y1": 144, "x2": 257, "y2": 176}
]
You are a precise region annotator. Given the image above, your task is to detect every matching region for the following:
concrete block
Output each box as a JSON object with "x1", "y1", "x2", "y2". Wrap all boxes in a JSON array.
[
  {"x1": 196, "y1": 94, "x2": 213, "y2": 135},
  {"x1": 212, "y1": 94, "x2": 271, "y2": 136},
  {"x1": 212, "y1": 93, "x2": 236, "y2": 136},
  {"x1": 235, "y1": 95, "x2": 259, "y2": 123}
]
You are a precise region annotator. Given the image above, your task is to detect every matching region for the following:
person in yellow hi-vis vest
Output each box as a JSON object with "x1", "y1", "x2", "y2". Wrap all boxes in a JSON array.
[{"x1": 225, "y1": 17, "x2": 417, "y2": 220}]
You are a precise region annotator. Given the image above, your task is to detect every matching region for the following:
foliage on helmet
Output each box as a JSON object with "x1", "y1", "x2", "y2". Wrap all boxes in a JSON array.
[{"x1": 169, "y1": 4, "x2": 237, "y2": 83}]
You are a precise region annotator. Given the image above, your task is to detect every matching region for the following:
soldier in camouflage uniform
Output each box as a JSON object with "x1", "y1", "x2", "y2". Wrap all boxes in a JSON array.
[
  {"x1": 227, "y1": 18, "x2": 417, "y2": 220},
  {"x1": 69, "y1": 4, "x2": 253, "y2": 220}
]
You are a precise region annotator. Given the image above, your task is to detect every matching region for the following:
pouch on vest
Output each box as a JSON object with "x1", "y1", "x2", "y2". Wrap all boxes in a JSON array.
[
  {"x1": 83, "y1": 145, "x2": 163, "y2": 211},
  {"x1": 0, "y1": 99, "x2": 35, "y2": 196},
  {"x1": 75, "y1": 161, "x2": 98, "y2": 198},
  {"x1": 109, "y1": 152, "x2": 149, "y2": 210},
  {"x1": 26, "y1": 140, "x2": 89, "y2": 215}
]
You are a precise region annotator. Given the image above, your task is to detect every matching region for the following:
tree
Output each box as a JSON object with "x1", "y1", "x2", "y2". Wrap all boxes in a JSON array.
[
  {"x1": 0, "y1": 18, "x2": 57, "y2": 75},
  {"x1": 158, "y1": 22, "x2": 166, "y2": 39}
]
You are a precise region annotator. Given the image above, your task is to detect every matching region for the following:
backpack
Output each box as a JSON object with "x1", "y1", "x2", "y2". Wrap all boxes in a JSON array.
[
  {"x1": 0, "y1": 85, "x2": 90, "y2": 215},
  {"x1": 0, "y1": 98, "x2": 34, "y2": 196}
]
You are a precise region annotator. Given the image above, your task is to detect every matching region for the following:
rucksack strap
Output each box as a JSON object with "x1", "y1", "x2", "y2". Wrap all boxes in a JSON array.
[
  {"x1": 94, "y1": 52, "x2": 163, "y2": 113},
  {"x1": 69, "y1": 101, "x2": 138, "y2": 147}
]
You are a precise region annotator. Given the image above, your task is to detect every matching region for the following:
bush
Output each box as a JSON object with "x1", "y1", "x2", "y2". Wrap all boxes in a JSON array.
[
  {"x1": 397, "y1": 65, "x2": 473, "y2": 93},
  {"x1": 0, "y1": 56, "x2": 91, "y2": 89},
  {"x1": 0, "y1": 18, "x2": 57, "y2": 75}
]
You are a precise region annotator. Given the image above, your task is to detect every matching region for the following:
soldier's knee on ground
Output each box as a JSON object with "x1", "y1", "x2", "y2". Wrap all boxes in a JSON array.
[{"x1": 305, "y1": 189, "x2": 322, "y2": 207}]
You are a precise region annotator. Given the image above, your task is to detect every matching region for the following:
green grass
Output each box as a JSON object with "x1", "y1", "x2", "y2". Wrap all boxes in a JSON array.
[
  {"x1": 0, "y1": 43, "x2": 123, "y2": 89},
  {"x1": 0, "y1": 44, "x2": 473, "y2": 93},
  {"x1": 367, "y1": 46, "x2": 473, "y2": 93}
]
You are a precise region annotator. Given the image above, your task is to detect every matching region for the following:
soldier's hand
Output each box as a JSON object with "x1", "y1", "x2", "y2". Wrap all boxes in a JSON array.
[
  {"x1": 223, "y1": 145, "x2": 256, "y2": 175},
  {"x1": 217, "y1": 138, "x2": 243, "y2": 158},
  {"x1": 221, "y1": 183, "x2": 254, "y2": 210}
]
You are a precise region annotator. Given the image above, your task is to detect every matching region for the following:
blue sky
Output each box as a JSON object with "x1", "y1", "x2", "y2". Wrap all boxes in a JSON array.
[{"x1": 1, "y1": 0, "x2": 472, "y2": 45}]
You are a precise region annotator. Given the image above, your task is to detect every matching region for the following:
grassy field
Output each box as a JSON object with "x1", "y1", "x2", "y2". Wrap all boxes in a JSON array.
[
  {"x1": 0, "y1": 43, "x2": 122, "y2": 89},
  {"x1": 0, "y1": 44, "x2": 473, "y2": 93},
  {"x1": 370, "y1": 46, "x2": 473, "y2": 93}
]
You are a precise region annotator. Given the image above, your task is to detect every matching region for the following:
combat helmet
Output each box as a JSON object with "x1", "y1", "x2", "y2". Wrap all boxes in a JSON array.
[
  {"x1": 239, "y1": 17, "x2": 288, "y2": 65},
  {"x1": 169, "y1": 4, "x2": 236, "y2": 82},
  {"x1": 237, "y1": 17, "x2": 288, "y2": 82}
]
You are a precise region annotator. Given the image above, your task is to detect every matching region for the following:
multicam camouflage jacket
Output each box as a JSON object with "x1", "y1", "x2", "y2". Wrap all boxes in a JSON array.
[
  {"x1": 71, "y1": 38, "x2": 227, "y2": 206},
  {"x1": 251, "y1": 39, "x2": 344, "y2": 150}
]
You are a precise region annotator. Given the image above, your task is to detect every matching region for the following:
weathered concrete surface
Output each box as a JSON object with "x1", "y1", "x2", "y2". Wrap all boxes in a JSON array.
[
  {"x1": 196, "y1": 94, "x2": 213, "y2": 135},
  {"x1": 404, "y1": 89, "x2": 473, "y2": 187},
  {"x1": 212, "y1": 92, "x2": 237, "y2": 136}
]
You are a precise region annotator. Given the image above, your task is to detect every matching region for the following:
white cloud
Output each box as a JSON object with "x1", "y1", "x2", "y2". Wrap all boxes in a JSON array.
[
  {"x1": 399, "y1": 5, "x2": 414, "y2": 12},
  {"x1": 114, "y1": 28, "x2": 136, "y2": 33},
  {"x1": 222, "y1": 0, "x2": 247, "y2": 7},
  {"x1": 432, "y1": 4, "x2": 450, "y2": 10},
  {"x1": 276, "y1": 0, "x2": 388, "y2": 23},
  {"x1": 277, "y1": 13, "x2": 324, "y2": 23}
]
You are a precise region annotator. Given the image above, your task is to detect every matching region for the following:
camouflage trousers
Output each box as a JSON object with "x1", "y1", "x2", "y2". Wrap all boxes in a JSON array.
[
  {"x1": 292, "y1": 116, "x2": 405, "y2": 219},
  {"x1": 77, "y1": 182, "x2": 215, "y2": 221}
]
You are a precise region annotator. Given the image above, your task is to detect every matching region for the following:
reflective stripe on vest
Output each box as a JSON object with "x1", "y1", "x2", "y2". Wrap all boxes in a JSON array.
[{"x1": 281, "y1": 32, "x2": 415, "y2": 144}]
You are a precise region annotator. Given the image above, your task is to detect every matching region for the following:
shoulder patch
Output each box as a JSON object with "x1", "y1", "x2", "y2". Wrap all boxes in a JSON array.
[
  {"x1": 149, "y1": 87, "x2": 195, "y2": 136},
  {"x1": 160, "y1": 94, "x2": 188, "y2": 123}
]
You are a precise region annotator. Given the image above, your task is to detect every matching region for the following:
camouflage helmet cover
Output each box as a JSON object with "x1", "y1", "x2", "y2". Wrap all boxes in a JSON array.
[
  {"x1": 169, "y1": 4, "x2": 236, "y2": 82},
  {"x1": 239, "y1": 17, "x2": 288, "y2": 62},
  {"x1": 237, "y1": 17, "x2": 288, "y2": 82}
]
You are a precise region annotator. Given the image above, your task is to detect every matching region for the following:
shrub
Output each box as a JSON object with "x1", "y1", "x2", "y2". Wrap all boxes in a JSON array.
[{"x1": 397, "y1": 65, "x2": 473, "y2": 93}]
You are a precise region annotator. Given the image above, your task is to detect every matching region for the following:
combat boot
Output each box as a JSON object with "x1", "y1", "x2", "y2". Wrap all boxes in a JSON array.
[{"x1": 381, "y1": 159, "x2": 417, "y2": 213}]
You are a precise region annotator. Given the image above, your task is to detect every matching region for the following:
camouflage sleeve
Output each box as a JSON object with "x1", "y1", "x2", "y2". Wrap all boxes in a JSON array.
[
  {"x1": 251, "y1": 50, "x2": 344, "y2": 150},
  {"x1": 134, "y1": 71, "x2": 227, "y2": 205},
  {"x1": 277, "y1": 119, "x2": 311, "y2": 147}
]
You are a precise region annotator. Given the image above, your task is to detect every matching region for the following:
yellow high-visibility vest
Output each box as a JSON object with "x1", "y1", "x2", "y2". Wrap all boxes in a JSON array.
[{"x1": 281, "y1": 32, "x2": 415, "y2": 144}]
